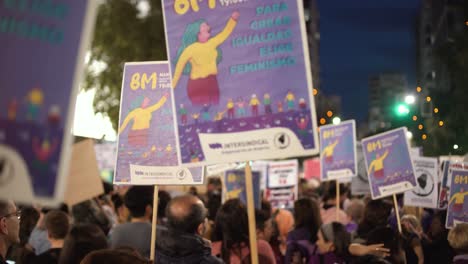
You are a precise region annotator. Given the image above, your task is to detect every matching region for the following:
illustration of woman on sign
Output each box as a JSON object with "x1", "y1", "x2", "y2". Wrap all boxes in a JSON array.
[
  {"x1": 172, "y1": 11, "x2": 240, "y2": 106},
  {"x1": 118, "y1": 93, "x2": 169, "y2": 147},
  {"x1": 368, "y1": 149, "x2": 389, "y2": 180}
]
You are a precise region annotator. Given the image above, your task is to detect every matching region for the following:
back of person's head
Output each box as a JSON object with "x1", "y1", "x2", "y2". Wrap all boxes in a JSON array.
[
  {"x1": 367, "y1": 226, "x2": 405, "y2": 264},
  {"x1": 166, "y1": 195, "x2": 206, "y2": 234},
  {"x1": 430, "y1": 210, "x2": 448, "y2": 239},
  {"x1": 345, "y1": 199, "x2": 365, "y2": 223},
  {"x1": 80, "y1": 249, "x2": 151, "y2": 264},
  {"x1": 206, "y1": 192, "x2": 221, "y2": 221},
  {"x1": 294, "y1": 198, "x2": 322, "y2": 242},
  {"x1": 322, "y1": 183, "x2": 348, "y2": 202},
  {"x1": 18, "y1": 206, "x2": 39, "y2": 246},
  {"x1": 157, "y1": 190, "x2": 171, "y2": 220},
  {"x1": 261, "y1": 200, "x2": 272, "y2": 219},
  {"x1": 124, "y1": 186, "x2": 153, "y2": 218},
  {"x1": 448, "y1": 223, "x2": 468, "y2": 254},
  {"x1": 58, "y1": 223, "x2": 108, "y2": 264},
  {"x1": 318, "y1": 222, "x2": 351, "y2": 259},
  {"x1": 358, "y1": 199, "x2": 392, "y2": 237},
  {"x1": 45, "y1": 210, "x2": 69, "y2": 240}
]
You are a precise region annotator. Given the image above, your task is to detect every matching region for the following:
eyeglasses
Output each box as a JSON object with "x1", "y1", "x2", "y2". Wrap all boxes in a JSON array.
[{"x1": 0, "y1": 210, "x2": 21, "y2": 220}]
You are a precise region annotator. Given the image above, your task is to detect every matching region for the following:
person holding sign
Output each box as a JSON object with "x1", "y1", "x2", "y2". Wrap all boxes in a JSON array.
[
  {"x1": 118, "y1": 93, "x2": 169, "y2": 147},
  {"x1": 368, "y1": 149, "x2": 389, "y2": 179},
  {"x1": 172, "y1": 12, "x2": 240, "y2": 106}
]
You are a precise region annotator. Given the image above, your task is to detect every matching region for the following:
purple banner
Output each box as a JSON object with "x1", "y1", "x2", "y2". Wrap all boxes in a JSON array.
[
  {"x1": 319, "y1": 120, "x2": 357, "y2": 181},
  {"x1": 162, "y1": 0, "x2": 318, "y2": 165},
  {"x1": 0, "y1": 0, "x2": 95, "y2": 204},
  {"x1": 446, "y1": 169, "x2": 468, "y2": 228},
  {"x1": 362, "y1": 127, "x2": 416, "y2": 199},
  {"x1": 115, "y1": 62, "x2": 203, "y2": 185}
]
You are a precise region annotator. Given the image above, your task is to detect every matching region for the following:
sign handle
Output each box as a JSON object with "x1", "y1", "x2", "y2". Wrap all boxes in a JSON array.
[
  {"x1": 245, "y1": 162, "x2": 259, "y2": 264},
  {"x1": 150, "y1": 185, "x2": 159, "y2": 261},
  {"x1": 393, "y1": 194, "x2": 402, "y2": 233},
  {"x1": 336, "y1": 180, "x2": 340, "y2": 222}
]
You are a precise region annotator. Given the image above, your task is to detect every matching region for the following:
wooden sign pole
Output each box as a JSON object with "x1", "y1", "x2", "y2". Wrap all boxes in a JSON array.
[
  {"x1": 245, "y1": 162, "x2": 259, "y2": 264},
  {"x1": 150, "y1": 185, "x2": 159, "y2": 261},
  {"x1": 336, "y1": 180, "x2": 340, "y2": 222},
  {"x1": 393, "y1": 194, "x2": 402, "y2": 233}
]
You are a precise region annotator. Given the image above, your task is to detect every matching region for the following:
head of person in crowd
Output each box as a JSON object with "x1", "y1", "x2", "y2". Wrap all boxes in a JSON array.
[
  {"x1": 345, "y1": 199, "x2": 364, "y2": 224},
  {"x1": 157, "y1": 190, "x2": 171, "y2": 225},
  {"x1": 256, "y1": 209, "x2": 273, "y2": 242},
  {"x1": 71, "y1": 199, "x2": 111, "y2": 235},
  {"x1": 18, "y1": 206, "x2": 39, "y2": 246},
  {"x1": 206, "y1": 192, "x2": 222, "y2": 222},
  {"x1": 111, "y1": 194, "x2": 129, "y2": 224},
  {"x1": 206, "y1": 177, "x2": 222, "y2": 196},
  {"x1": 165, "y1": 195, "x2": 207, "y2": 235},
  {"x1": 45, "y1": 210, "x2": 69, "y2": 248},
  {"x1": 401, "y1": 214, "x2": 421, "y2": 236},
  {"x1": 316, "y1": 222, "x2": 351, "y2": 261},
  {"x1": 124, "y1": 186, "x2": 153, "y2": 221},
  {"x1": 0, "y1": 200, "x2": 20, "y2": 259},
  {"x1": 448, "y1": 223, "x2": 468, "y2": 256},
  {"x1": 322, "y1": 183, "x2": 348, "y2": 206},
  {"x1": 366, "y1": 226, "x2": 406, "y2": 264},
  {"x1": 293, "y1": 198, "x2": 322, "y2": 242},
  {"x1": 58, "y1": 223, "x2": 108, "y2": 264},
  {"x1": 81, "y1": 249, "x2": 151, "y2": 264},
  {"x1": 428, "y1": 210, "x2": 448, "y2": 240},
  {"x1": 357, "y1": 199, "x2": 392, "y2": 239}
]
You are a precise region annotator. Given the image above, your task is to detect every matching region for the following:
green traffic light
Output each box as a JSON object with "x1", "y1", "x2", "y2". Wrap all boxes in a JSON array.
[{"x1": 395, "y1": 103, "x2": 410, "y2": 116}]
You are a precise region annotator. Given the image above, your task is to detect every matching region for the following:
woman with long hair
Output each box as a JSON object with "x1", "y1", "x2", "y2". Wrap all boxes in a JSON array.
[
  {"x1": 172, "y1": 12, "x2": 239, "y2": 106},
  {"x1": 58, "y1": 224, "x2": 108, "y2": 264}
]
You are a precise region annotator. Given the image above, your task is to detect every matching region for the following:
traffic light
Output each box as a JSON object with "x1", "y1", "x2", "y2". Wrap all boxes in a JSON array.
[{"x1": 394, "y1": 103, "x2": 410, "y2": 116}]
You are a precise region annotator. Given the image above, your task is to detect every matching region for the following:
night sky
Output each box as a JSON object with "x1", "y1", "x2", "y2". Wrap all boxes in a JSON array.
[{"x1": 317, "y1": 0, "x2": 421, "y2": 122}]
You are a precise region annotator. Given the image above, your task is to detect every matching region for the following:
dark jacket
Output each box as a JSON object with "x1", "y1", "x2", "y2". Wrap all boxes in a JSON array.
[
  {"x1": 155, "y1": 226, "x2": 224, "y2": 264},
  {"x1": 453, "y1": 254, "x2": 468, "y2": 264}
]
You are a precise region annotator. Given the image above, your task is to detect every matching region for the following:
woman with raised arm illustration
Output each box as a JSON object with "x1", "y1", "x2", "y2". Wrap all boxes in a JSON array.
[
  {"x1": 172, "y1": 11, "x2": 239, "y2": 106},
  {"x1": 368, "y1": 149, "x2": 389, "y2": 179}
]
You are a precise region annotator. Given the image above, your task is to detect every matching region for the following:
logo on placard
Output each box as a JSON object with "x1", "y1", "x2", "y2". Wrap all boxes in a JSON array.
[
  {"x1": 209, "y1": 143, "x2": 223, "y2": 149},
  {"x1": 177, "y1": 169, "x2": 186, "y2": 180},
  {"x1": 274, "y1": 133, "x2": 290, "y2": 149}
]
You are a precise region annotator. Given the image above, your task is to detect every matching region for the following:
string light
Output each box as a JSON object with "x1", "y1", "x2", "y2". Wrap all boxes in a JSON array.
[
  {"x1": 313, "y1": 89, "x2": 318, "y2": 96},
  {"x1": 320, "y1": 118, "x2": 326, "y2": 125},
  {"x1": 422, "y1": 134, "x2": 427, "y2": 140},
  {"x1": 416, "y1": 87, "x2": 422, "y2": 93},
  {"x1": 439, "y1": 121, "x2": 444, "y2": 127},
  {"x1": 326, "y1": 111, "x2": 333, "y2": 118},
  {"x1": 412, "y1": 116, "x2": 418, "y2": 121},
  {"x1": 418, "y1": 124, "x2": 424, "y2": 130},
  {"x1": 426, "y1": 96, "x2": 431, "y2": 102},
  {"x1": 434, "y1": 108, "x2": 439, "y2": 113}
]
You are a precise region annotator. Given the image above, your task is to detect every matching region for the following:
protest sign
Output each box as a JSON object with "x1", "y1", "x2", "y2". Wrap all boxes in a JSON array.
[
  {"x1": 446, "y1": 168, "x2": 468, "y2": 228},
  {"x1": 162, "y1": 0, "x2": 319, "y2": 166},
  {"x1": 223, "y1": 169, "x2": 261, "y2": 208},
  {"x1": 362, "y1": 128, "x2": 416, "y2": 199},
  {"x1": 114, "y1": 62, "x2": 203, "y2": 185},
  {"x1": 303, "y1": 158, "x2": 321, "y2": 180},
  {"x1": 438, "y1": 161, "x2": 468, "y2": 209},
  {"x1": 267, "y1": 160, "x2": 298, "y2": 188},
  {"x1": 404, "y1": 157, "x2": 438, "y2": 208},
  {"x1": 319, "y1": 120, "x2": 357, "y2": 181},
  {"x1": 0, "y1": 0, "x2": 99, "y2": 205}
]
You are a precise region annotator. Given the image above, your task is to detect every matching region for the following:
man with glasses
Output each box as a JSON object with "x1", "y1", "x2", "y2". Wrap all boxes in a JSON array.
[{"x1": 0, "y1": 200, "x2": 20, "y2": 264}]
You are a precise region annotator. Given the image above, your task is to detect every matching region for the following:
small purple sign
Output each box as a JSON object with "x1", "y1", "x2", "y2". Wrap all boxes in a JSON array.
[
  {"x1": 362, "y1": 127, "x2": 417, "y2": 199},
  {"x1": 319, "y1": 120, "x2": 357, "y2": 181},
  {"x1": 162, "y1": 0, "x2": 318, "y2": 165},
  {"x1": 446, "y1": 168, "x2": 468, "y2": 228}
]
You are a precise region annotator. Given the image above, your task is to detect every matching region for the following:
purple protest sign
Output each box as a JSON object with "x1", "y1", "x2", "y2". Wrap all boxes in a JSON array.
[
  {"x1": 446, "y1": 168, "x2": 468, "y2": 228},
  {"x1": 362, "y1": 127, "x2": 417, "y2": 199},
  {"x1": 0, "y1": 0, "x2": 98, "y2": 205},
  {"x1": 162, "y1": 0, "x2": 318, "y2": 165},
  {"x1": 319, "y1": 120, "x2": 357, "y2": 181},
  {"x1": 115, "y1": 62, "x2": 203, "y2": 185}
]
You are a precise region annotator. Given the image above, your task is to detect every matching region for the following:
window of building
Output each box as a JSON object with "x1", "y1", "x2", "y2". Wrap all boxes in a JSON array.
[{"x1": 425, "y1": 24, "x2": 431, "y2": 34}]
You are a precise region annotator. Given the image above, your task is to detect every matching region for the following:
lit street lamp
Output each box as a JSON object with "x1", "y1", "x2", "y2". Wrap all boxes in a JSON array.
[{"x1": 332, "y1": 117, "x2": 341, "y2": 125}]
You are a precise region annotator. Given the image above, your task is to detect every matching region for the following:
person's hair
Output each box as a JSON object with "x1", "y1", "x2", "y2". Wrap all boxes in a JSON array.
[
  {"x1": 206, "y1": 193, "x2": 221, "y2": 221},
  {"x1": 357, "y1": 199, "x2": 392, "y2": 239},
  {"x1": 401, "y1": 214, "x2": 421, "y2": 233},
  {"x1": 320, "y1": 222, "x2": 351, "y2": 259},
  {"x1": 213, "y1": 199, "x2": 249, "y2": 262},
  {"x1": 322, "y1": 183, "x2": 348, "y2": 202},
  {"x1": 345, "y1": 199, "x2": 365, "y2": 222},
  {"x1": 0, "y1": 200, "x2": 10, "y2": 217},
  {"x1": 261, "y1": 200, "x2": 272, "y2": 219},
  {"x1": 18, "y1": 206, "x2": 39, "y2": 245},
  {"x1": 175, "y1": 19, "x2": 222, "y2": 75},
  {"x1": 111, "y1": 194, "x2": 124, "y2": 210},
  {"x1": 448, "y1": 223, "x2": 468, "y2": 254},
  {"x1": 45, "y1": 210, "x2": 69, "y2": 240},
  {"x1": 157, "y1": 190, "x2": 171, "y2": 220},
  {"x1": 293, "y1": 198, "x2": 322, "y2": 242},
  {"x1": 124, "y1": 186, "x2": 153, "y2": 218},
  {"x1": 80, "y1": 249, "x2": 151, "y2": 264},
  {"x1": 255, "y1": 209, "x2": 269, "y2": 231},
  {"x1": 58, "y1": 223, "x2": 108, "y2": 264},
  {"x1": 367, "y1": 226, "x2": 405, "y2": 264},
  {"x1": 166, "y1": 195, "x2": 206, "y2": 234}
]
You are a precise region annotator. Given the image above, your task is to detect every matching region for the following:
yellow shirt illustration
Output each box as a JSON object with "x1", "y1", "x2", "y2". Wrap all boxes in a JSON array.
[{"x1": 118, "y1": 96, "x2": 167, "y2": 133}]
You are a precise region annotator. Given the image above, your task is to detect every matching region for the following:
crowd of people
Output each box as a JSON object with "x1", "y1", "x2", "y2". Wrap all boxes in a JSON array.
[{"x1": 0, "y1": 179, "x2": 467, "y2": 264}]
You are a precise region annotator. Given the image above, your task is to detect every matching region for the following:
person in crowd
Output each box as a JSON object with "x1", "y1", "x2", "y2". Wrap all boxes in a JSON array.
[
  {"x1": 33, "y1": 210, "x2": 69, "y2": 264},
  {"x1": 401, "y1": 214, "x2": 424, "y2": 264},
  {"x1": 157, "y1": 190, "x2": 171, "y2": 225},
  {"x1": 81, "y1": 248, "x2": 151, "y2": 264},
  {"x1": 109, "y1": 186, "x2": 153, "y2": 258},
  {"x1": 212, "y1": 199, "x2": 276, "y2": 263},
  {"x1": 285, "y1": 198, "x2": 322, "y2": 263},
  {"x1": 155, "y1": 195, "x2": 222, "y2": 263},
  {"x1": 448, "y1": 223, "x2": 468, "y2": 264},
  {"x1": 7, "y1": 206, "x2": 39, "y2": 263},
  {"x1": 256, "y1": 209, "x2": 274, "y2": 242},
  {"x1": 72, "y1": 199, "x2": 112, "y2": 235},
  {"x1": 353, "y1": 199, "x2": 392, "y2": 243},
  {"x1": 0, "y1": 200, "x2": 20, "y2": 264},
  {"x1": 366, "y1": 226, "x2": 406, "y2": 264},
  {"x1": 271, "y1": 205, "x2": 295, "y2": 262},
  {"x1": 58, "y1": 223, "x2": 108, "y2": 264},
  {"x1": 320, "y1": 183, "x2": 349, "y2": 225},
  {"x1": 422, "y1": 210, "x2": 454, "y2": 264},
  {"x1": 313, "y1": 222, "x2": 351, "y2": 264},
  {"x1": 111, "y1": 194, "x2": 130, "y2": 224},
  {"x1": 345, "y1": 199, "x2": 365, "y2": 233},
  {"x1": 28, "y1": 210, "x2": 50, "y2": 255}
]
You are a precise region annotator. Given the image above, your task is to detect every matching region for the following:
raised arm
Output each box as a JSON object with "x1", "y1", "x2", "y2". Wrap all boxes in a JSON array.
[
  {"x1": 118, "y1": 111, "x2": 136, "y2": 134},
  {"x1": 147, "y1": 94, "x2": 169, "y2": 113},
  {"x1": 381, "y1": 149, "x2": 389, "y2": 160},
  {"x1": 172, "y1": 48, "x2": 192, "y2": 88},
  {"x1": 368, "y1": 160, "x2": 376, "y2": 174},
  {"x1": 209, "y1": 12, "x2": 239, "y2": 47}
]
